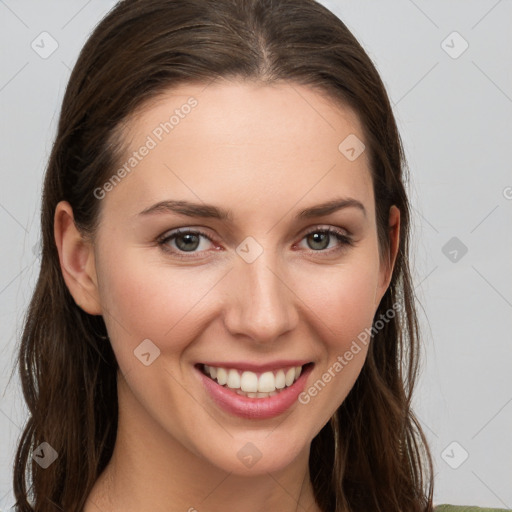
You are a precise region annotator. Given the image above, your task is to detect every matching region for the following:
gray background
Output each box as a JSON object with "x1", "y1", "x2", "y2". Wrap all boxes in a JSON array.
[{"x1": 1, "y1": 0, "x2": 511, "y2": 509}]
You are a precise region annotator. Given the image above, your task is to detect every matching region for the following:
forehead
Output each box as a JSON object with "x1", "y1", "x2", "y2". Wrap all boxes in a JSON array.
[{"x1": 102, "y1": 80, "x2": 374, "y2": 220}]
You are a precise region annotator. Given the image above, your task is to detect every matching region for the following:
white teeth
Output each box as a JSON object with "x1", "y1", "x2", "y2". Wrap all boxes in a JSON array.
[
  {"x1": 227, "y1": 369, "x2": 241, "y2": 389},
  {"x1": 285, "y1": 368, "x2": 295, "y2": 387},
  {"x1": 203, "y1": 364, "x2": 305, "y2": 396},
  {"x1": 240, "y1": 371, "x2": 258, "y2": 392},
  {"x1": 258, "y1": 371, "x2": 275, "y2": 392},
  {"x1": 275, "y1": 369, "x2": 285, "y2": 389},
  {"x1": 216, "y1": 367, "x2": 227, "y2": 385}
]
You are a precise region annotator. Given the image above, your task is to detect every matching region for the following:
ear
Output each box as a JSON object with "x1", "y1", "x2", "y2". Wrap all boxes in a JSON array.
[
  {"x1": 54, "y1": 201, "x2": 102, "y2": 315},
  {"x1": 375, "y1": 205, "x2": 400, "y2": 306}
]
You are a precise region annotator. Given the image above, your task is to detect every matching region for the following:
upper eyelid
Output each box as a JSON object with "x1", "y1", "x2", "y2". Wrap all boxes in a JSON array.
[
  {"x1": 159, "y1": 224, "x2": 349, "y2": 238},
  {"x1": 304, "y1": 225, "x2": 350, "y2": 236}
]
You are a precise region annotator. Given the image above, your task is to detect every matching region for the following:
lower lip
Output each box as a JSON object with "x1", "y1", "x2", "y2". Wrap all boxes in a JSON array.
[{"x1": 196, "y1": 364, "x2": 313, "y2": 420}]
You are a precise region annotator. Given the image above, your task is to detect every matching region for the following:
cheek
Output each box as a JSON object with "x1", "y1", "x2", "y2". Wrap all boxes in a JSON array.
[
  {"x1": 295, "y1": 254, "x2": 380, "y2": 348},
  {"x1": 96, "y1": 249, "x2": 223, "y2": 365},
  {"x1": 292, "y1": 254, "x2": 381, "y2": 416}
]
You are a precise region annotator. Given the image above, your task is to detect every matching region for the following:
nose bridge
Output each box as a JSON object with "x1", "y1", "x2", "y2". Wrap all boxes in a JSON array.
[{"x1": 223, "y1": 248, "x2": 297, "y2": 343}]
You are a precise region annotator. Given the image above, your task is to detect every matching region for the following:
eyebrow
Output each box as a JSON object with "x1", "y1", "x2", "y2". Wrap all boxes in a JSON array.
[{"x1": 138, "y1": 197, "x2": 366, "y2": 220}]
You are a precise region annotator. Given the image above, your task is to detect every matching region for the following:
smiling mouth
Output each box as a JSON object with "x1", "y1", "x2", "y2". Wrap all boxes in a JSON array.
[{"x1": 197, "y1": 362, "x2": 314, "y2": 399}]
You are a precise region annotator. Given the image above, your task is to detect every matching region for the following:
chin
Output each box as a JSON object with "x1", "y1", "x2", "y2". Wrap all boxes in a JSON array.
[{"x1": 195, "y1": 429, "x2": 312, "y2": 476}]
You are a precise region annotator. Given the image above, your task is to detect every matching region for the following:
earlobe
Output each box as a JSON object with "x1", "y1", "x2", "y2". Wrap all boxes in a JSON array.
[
  {"x1": 54, "y1": 201, "x2": 102, "y2": 315},
  {"x1": 375, "y1": 205, "x2": 401, "y2": 306}
]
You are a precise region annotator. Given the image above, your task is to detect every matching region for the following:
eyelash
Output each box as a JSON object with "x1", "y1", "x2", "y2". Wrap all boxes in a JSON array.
[{"x1": 157, "y1": 226, "x2": 353, "y2": 259}]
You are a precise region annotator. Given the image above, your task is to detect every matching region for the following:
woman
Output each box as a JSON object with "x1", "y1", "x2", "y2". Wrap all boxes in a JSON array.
[{"x1": 12, "y1": 0, "x2": 505, "y2": 511}]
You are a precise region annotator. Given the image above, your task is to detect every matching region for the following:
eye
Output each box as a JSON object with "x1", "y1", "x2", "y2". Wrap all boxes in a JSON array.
[
  {"x1": 297, "y1": 227, "x2": 353, "y2": 253},
  {"x1": 157, "y1": 226, "x2": 353, "y2": 259},
  {"x1": 158, "y1": 228, "x2": 216, "y2": 257}
]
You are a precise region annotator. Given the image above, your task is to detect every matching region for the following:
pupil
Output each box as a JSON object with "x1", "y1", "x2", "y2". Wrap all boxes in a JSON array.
[
  {"x1": 308, "y1": 232, "x2": 328, "y2": 250},
  {"x1": 177, "y1": 233, "x2": 199, "y2": 251}
]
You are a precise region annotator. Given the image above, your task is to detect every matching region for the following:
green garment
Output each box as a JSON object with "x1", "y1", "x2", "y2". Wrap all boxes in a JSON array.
[{"x1": 435, "y1": 506, "x2": 511, "y2": 511}]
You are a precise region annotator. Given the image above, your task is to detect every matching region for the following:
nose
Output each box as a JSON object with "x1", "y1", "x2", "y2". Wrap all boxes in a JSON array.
[{"x1": 222, "y1": 251, "x2": 299, "y2": 344}]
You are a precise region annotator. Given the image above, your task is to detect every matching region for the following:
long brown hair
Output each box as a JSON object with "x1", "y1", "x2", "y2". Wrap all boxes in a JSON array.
[{"x1": 13, "y1": 0, "x2": 434, "y2": 510}]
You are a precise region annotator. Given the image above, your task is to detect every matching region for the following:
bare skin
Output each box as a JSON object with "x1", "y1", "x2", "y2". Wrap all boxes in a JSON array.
[{"x1": 54, "y1": 79, "x2": 400, "y2": 512}]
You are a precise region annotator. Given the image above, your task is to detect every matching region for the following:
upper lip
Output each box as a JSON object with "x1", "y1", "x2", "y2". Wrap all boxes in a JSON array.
[{"x1": 197, "y1": 360, "x2": 313, "y2": 373}]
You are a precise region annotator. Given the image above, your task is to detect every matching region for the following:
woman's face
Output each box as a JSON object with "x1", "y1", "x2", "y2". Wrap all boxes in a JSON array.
[{"x1": 76, "y1": 80, "x2": 398, "y2": 475}]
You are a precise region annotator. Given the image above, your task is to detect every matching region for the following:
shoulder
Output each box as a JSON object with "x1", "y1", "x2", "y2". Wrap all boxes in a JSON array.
[{"x1": 435, "y1": 506, "x2": 511, "y2": 512}]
